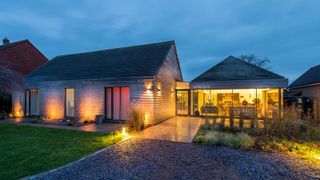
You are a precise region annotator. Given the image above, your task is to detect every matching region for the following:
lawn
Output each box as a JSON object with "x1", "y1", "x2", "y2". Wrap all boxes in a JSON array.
[{"x1": 0, "y1": 124, "x2": 124, "y2": 180}]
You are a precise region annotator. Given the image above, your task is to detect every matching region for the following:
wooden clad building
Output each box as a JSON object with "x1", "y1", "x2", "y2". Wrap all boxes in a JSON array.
[
  {"x1": 289, "y1": 65, "x2": 320, "y2": 119},
  {"x1": 12, "y1": 41, "x2": 182, "y2": 125}
]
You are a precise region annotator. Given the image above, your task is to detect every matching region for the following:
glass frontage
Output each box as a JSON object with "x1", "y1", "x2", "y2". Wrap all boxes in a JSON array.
[
  {"x1": 190, "y1": 88, "x2": 281, "y2": 118},
  {"x1": 176, "y1": 90, "x2": 189, "y2": 115},
  {"x1": 65, "y1": 88, "x2": 75, "y2": 117}
]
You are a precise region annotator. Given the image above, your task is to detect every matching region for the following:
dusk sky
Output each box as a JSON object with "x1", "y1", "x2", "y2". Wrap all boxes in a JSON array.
[{"x1": 1, "y1": 0, "x2": 320, "y2": 82}]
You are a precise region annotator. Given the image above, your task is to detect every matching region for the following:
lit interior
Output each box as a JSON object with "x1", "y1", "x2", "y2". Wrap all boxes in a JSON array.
[{"x1": 177, "y1": 88, "x2": 282, "y2": 118}]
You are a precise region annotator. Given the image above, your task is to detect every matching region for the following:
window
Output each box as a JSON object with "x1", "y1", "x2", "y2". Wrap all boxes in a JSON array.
[
  {"x1": 65, "y1": 88, "x2": 75, "y2": 117},
  {"x1": 25, "y1": 89, "x2": 39, "y2": 116}
]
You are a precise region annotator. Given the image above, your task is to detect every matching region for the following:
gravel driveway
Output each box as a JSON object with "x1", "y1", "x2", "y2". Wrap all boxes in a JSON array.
[{"x1": 31, "y1": 139, "x2": 319, "y2": 180}]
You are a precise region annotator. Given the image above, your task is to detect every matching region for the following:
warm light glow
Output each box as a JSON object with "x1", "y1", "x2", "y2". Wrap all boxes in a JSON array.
[
  {"x1": 13, "y1": 98, "x2": 23, "y2": 118},
  {"x1": 14, "y1": 110, "x2": 22, "y2": 117},
  {"x1": 46, "y1": 97, "x2": 63, "y2": 120},
  {"x1": 122, "y1": 127, "x2": 128, "y2": 137},
  {"x1": 316, "y1": 155, "x2": 320, "y2": 160},
  {"x1": 79, "y1": 89, "x2": 103, "y2": 121},
  {"x1": 144, "y1": 113, "x2": 150, "y2": 125}
]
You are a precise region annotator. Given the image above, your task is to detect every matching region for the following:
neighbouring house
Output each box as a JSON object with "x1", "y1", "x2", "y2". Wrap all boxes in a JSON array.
[
  {"x1": 13, "y1": 41, "x2": 182, "y2": 125},
  {"x1": 289, "y1": 65, "x2": 320, "y2": 119},
  {"x1": 0, "y1": 38, "x2": 48, "y2": 75},
  {"x1": 0, "y1": 37, "x2": 48, "y2": 115},
  {"x1": 176, "y1": 56, "x2": 288, "y2": 119}
]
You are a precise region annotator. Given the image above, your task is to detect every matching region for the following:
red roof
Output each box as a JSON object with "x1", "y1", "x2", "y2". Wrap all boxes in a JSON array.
[{"x1": 0, "y1": 39, "x2": 48, "y2": 75}]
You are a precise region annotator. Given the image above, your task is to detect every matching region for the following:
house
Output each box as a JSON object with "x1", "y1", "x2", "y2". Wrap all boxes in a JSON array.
[
  {"x1": 0, "y1": 38, "x2": 48, "y2": 75},
  {"x1": 0, "y1": 37, "x2": 48, "y2": 115},
  {"x1": 289, "y1": 65, "x2": 320, "y2": 119},
  {"x1": 176, "y1": 56, "x2": 288, "y2": 119},
  {"x1": 13, "y1": 41, "x2": 182, "y2": 125}
]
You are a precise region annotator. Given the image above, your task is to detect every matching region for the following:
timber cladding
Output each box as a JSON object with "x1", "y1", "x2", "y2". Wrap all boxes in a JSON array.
[
  {"x1": 24, "y1": 78, "x2": 156, "y2": 123},
  {"x1": 154, "y1": 45, "x2": 182, "y2": 124},
  {"x1": 13, "y1": 41, "x2": 183, "y2": 125}
]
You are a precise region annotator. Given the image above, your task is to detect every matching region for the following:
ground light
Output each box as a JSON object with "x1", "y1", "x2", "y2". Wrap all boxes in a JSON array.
[{"x1": 121, "y1": 127, "x2": 132, "y2": 140}]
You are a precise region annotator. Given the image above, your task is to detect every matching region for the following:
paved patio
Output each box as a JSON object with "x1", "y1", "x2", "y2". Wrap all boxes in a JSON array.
[{"x1": 138, "y1": 116, "x2": 204, "y2": 143}]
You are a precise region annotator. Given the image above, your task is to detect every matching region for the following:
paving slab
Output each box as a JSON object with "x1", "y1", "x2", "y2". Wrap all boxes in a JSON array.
[{"x1": 138, "y1": 116, "x2": 204, "y2": 143}]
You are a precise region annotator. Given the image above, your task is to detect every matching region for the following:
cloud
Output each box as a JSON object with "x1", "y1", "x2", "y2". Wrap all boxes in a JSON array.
[
  {"x1": 0, "y1": 7, "x2": 63, "y2": 39},
  {"x1": 1, "y1": 0, "x2": 320, "y2": 82}
]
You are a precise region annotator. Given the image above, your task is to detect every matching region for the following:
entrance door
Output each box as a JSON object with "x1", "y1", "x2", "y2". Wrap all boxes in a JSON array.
[
  {"x1": 176, "y1": 90, "x2": 190, "y2": 115},
  {"x1": 105, "y1": 87, "x2": 130, "y2": 120}
]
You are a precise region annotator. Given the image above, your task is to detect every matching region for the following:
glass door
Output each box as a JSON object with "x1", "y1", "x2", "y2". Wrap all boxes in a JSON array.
[
  {"x1": 105, "y1": 87, "x2": 130, "y2": 121},
  {"x1": 176, "y1": 90, "x2": 190, "y2": 115}
]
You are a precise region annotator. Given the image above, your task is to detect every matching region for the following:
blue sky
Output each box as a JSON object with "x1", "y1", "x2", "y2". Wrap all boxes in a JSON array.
[{"x1": 1, "y1": 0, "x2": 320, "y2": 82}]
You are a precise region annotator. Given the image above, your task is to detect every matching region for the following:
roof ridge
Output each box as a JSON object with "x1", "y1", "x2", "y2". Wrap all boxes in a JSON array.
[
  {"x1": 0, "y1": 39, "x2": 29, "y2": 50},
  {"x1": 191, "y1": 55, "x2": 286, "y2": 82},
  {"x1": 54, "y1": 40, "x2": 175, "y2": 59},
  {"x1": 233, "y1": 56, "x2": 285, "y2": 78},
  {"x1": 289, "y1": 64, "x2": 320, "y2": 88}
]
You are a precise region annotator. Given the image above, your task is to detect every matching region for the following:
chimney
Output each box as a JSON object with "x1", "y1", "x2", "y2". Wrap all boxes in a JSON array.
[{"x1": 3, "y1": 37, "x2": 10, "y2": 45}]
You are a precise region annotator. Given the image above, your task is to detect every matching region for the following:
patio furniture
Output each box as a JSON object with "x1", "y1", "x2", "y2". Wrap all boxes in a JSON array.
[
  {"x1": 230, "y1": 107, "x2": 256, "y2": 118},
  {"x1": 201, "y1": 105, "x2": 219, "y2": 115}
]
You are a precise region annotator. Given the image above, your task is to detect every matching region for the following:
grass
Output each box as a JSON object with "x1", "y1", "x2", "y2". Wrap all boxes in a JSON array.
[
  {"x1": 194, "y1": 130, "x2": 255, "y2": 149},
  {"x1": 0, "y1": 124, "x2": 124, "y2": 180},
  {"x1": 194, "y1": 124, "x2": 320, "y2": 169},
  {"x1": 255, "y1": 136, "x2": 320, "y2": 166}
]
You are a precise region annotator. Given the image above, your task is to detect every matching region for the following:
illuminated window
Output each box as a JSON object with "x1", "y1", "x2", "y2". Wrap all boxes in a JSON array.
[{"x1": 65, "y1": 88, "x2": 75, "y2": 117}]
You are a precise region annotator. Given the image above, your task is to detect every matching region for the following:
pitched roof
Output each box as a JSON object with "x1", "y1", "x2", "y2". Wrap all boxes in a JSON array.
[
  {"x1": 0, "y1": 39, "x2": 48, "y2": 75},
  {"x1": 289, "y1": 65, "x2": 320, "y2": 88},
  {"x1": 26, "y1": 41, "x2": 175, "y2": 82},
  {"x1": 191, "y1": 56, "x2": 285, "y2": 82}
]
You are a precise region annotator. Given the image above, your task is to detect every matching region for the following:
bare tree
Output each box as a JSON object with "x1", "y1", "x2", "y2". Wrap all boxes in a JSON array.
[
  {"x1": 0, "y1": 63, "x2": 23, "y2": 93},
  {"x1": 239, "y1": 54, "x2": 271, "y2": 70}
]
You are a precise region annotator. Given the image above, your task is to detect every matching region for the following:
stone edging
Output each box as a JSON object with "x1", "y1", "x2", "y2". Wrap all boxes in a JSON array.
[{"x1": 22, "y1": 136, "x2": 133, "y2": 180}]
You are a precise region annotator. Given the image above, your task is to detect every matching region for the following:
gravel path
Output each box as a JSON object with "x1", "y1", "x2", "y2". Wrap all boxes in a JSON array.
[{"x1": 31, "y1": 139, "x2": 320, "y2": 180}]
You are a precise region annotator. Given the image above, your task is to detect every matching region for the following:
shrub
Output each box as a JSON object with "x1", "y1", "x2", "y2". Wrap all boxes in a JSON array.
[
  {"x1": 201, "y1": 124, "x2": 210, "y2": 131},
  {"x1": 219, "y1": 132, "x2": 234, "y2": 147},
  {"x1": 231, "y1": 132, "x2": 255, "y2": 149},
  {"x1": 205, "y1": 131, "x2": 220, "y2": 145},
  {"x1": 199, "y1": 130, "x2": 255, "y2": 149},
  {"x1": 129, "y1": 108, "x2": 145, "y2": 132},
  {"x1": 194, "y1": 135, "x2": 205, "y2": 143},
  {"x1": 255, "y1": 136, "x2": 320, "y2": 163},
  {"x1": 265, "y1": 106, "x2": 320, "y2": 140},
  {"x1": 311, "y1": 127, "x2": 320, "y2": 140}
]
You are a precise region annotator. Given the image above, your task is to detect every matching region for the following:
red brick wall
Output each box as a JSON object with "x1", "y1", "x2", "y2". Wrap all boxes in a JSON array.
[{"x1": 0, "y1": 41, "x2": 48, "y2": 75}]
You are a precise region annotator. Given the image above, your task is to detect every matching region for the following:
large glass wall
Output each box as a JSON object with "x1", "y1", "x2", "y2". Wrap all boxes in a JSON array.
[{"x1": 191, "y1": 88, "x2": 281, "y2": 118}]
